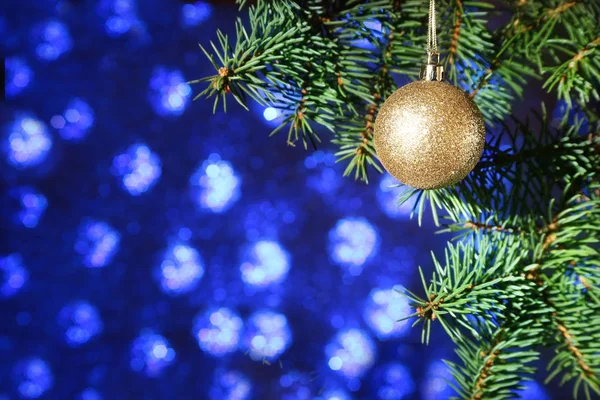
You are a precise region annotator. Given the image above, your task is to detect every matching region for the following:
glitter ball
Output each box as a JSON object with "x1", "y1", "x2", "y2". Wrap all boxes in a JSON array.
[{"x1": 374, "y1": 80, "x2": 485, "y2": 189}]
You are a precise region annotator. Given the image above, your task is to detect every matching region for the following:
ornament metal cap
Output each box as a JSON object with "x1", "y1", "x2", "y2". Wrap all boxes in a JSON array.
[{"x1": 420, "y1": 51, "x2": 445, "y2": 82}]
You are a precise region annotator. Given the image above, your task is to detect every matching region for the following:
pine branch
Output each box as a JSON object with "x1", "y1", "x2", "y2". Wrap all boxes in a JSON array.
[
  {"x1": 405, "y1": 113, "x2": 599, "y2": 230},
  {"x1": 402, "y1": 115, "x2": 599, "y2": 398},
  {"x1": 195, "y1": 1, "x2": 600, "y2": 397},
  {"x1": 402, "y1": 236, "x2": 535, "y2": 344},
  {"x1": 545, "y1": 276, "x2": 600, "y2": 399},
  {"x1": 447, "y1": 319, "x2": 544, "y2": 400},
  {"x1": 401, "y1": 235, "x2": 550, "y2": 399}
]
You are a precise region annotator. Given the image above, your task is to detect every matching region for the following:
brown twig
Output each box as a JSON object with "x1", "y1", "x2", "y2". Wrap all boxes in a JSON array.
[
  {"x1": 525, "y1": 215, "x2": 596, "y2": 380},
  {"x1": 448, "y1": 0, "x2": 463, "y2": 65},
  {"x1": 464, "y1": 220, "x2": 522, "y2": 234},
  {"x1": 471, "y1": 329, "x2": 505, "y2": 400}
]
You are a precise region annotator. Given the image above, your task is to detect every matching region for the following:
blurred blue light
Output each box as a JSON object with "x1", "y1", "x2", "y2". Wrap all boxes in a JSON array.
[
  {"x1": 242, "y1": 310, "x2": 291, "y2": 361},
  {"x1": 130, "y1": 330, "x2": 175, "y2": 377},
  {"x1": 263, "y1": 107, "x2": 277, "y2": 121},
  {"x1": 97, "y1": 0, "x2": 144, "y2": 37},
  {"x1": 455, "y1": 56, "x2": 494, "y2": 93},
  {"x1": 5, "y1": 57, "x2": 33, "y2": 97},
  {"x1": 421, "y1": 360, "x2": 455, "y2": 400},
  {"x1": 325, "y1": 328, "x2": 376, "y2": 379},
  {"x1": 209, "y1": 370, "x2": 252, "y2": 400},
  {"x1": 149, "y1": 67, "x2": 191, "y2": 116},
  {"x1": 304, "y1": 151, "x2": 342, "y2": 195},
  {"x1": 262, "y1": 107, "x2": 282, "y2": 123},
  {"x1": 33, "y1": 20, "x2": 72, "y2": 61},
  {"x1": 515, "y1": 381, "x2": 550, "y2": 400},
  {"x1": 351, "y1": 19, "x2": 382, "y2": 49},
  {"x1": 373, "y1": 363, "x2": 415, "y2": 400},
  {"x1": 0, "y1": 254, "x2": 29, "y2": 298},
  {"x1": 181, "y1": 1, "x2": 213, "y2": 27},
  {"x1": 279, "y1": 371, "x2": 313, "y2": 400},
  {"x1": 377, "y1": 173, "x2": 415, "y2": 219},
  {"x1": 363, "y1": 286, "x2": 411, "y2": 340},
  {"x1": 4, "y1": 114, "x2": 52, "y2": 169},
  {"x1": 190, "y1": 154, "x2": 241, "y2": 213},
  {"x1": 240, "y1": 240, "x2": 290, "y2": 288},
  {"x1": 13, "y1": 358, "x2": 54, "y2": 399},
  {"x1": 78, "y1": 388, "x2": 103, "y2": 400},
  {"x1": 74, "y1": 220, "x2": 121, "y2": 268},
  {"x1": 11, "y1": 187, "x2": 47, "y2": 228},
  {"x1": 158, "y1": 243, "x2": 204, "y2": 295},
  {"x1": 57, "y1": 301, "x2": 103, "y2": 347},
  {"x1": 329, "y1": 218, "x2": 378, "y2": 275},
  {"x1": 51, "y1": 98, "x2": 95, "y2": 142},
  {"x1": 193, "y1": 307, "x2": 243, "y2": 356},
  {"x1": 112, "y1": 143, "x2": 162, "y2": 196},
  {"x1": 317, "y1": 389, "x2": 352, "y2": 400},
  {"x1": 552, "y1": 100, "x2": 588, "y2": 133},
  {"x1": 243, "y1": 200, "x2": 299, "y2": 241}
]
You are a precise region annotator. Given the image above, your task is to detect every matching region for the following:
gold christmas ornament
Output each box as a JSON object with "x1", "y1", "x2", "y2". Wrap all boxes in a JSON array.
[{"x1": 373, "y1": 0, "x2": 485, "y2": 190}]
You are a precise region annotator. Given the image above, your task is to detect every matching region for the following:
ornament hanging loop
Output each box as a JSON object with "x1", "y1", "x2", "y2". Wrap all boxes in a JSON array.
[{"x1": 421, "y1": 0, "x2": 444, "y2": 82}]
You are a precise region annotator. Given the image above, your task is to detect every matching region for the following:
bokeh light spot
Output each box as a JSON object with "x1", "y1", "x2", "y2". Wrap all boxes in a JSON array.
[
  {"x1": 158, "y1": 243, "x2": 204, "y2": 295},
  {"x1": 78, "y1": 388, "x2": 102, "y2": 400},
  {"x1": 515, "y1": 380, "x2": 550, "y2": 400},
  {"x1": 325, "y1": 328, "x2": 376, "y2": 379},
  {"x1": 318, "y1": 389, "x2": 352, "y2": 400},
  {"x1": 0, "y1": 254, "x2": 29, "y2": 298},
  {"x1": 74, "y1": 220, "x2": 120, "y2": 268},
  {"x1": 193, "y1": 307, "x2": 243, "y2": 356},
  {"x1": 421, "y1": 360, "x2": 456, "y2": 400},
  {"x1": 54, "y1": 98, "x2": 95, "y2": 141},
  {"x1": 242, "y1": 311, "x2": 291, "y2": 361},
  {"x1": 190, "y1": 153, "x2": 241, "y2": 213},
  {"x1": 263, "y1": 107, "x2": 281, "y2": 122},
  {"x1": 112, "y1": 143, "x2": 162, "y2": 196},
  {"x1": 4, "y1": 114, "x2": 52, "y2": 169},
  {"x1": 363, "y1": 286, "x2": 412, "y2": 339},
  {"x1": 130, "y1": 330, "x2": 175, "y2": 377},
  {"x1": 373, "y1": 363, "x2": 415, "y2": 400},
  {"x1": 182, "y1": 2, "x2": 213, "y2": 27},
  {"x1": 304, "y1": 151, "x2": 342, "y2": 195},
  {"x1": 57, "y1": 301, "x2": 103, "y2": 347},
  {"x1": 240, "y1": 240, "x2": 290, "y2": 288},
  {"x1": 376, "y1": 173, "x2": 416, "y2": 219},
  {"x1": 149, "y1": 67, "x2": 191, "y2": 116},
  {"x1": 9, "y1": 187, "x2": 47, "y2": 228},
  {"x1": 329, "y1": 218, "x2": 378, "y2": 275},
  {"x1": 97, "y1": 0, "x2": 145, "y2": 37},
  {"x1": 279, "y1": 371, "x2": 313, "y2": 400},
  {"x1": 13, "y1": 358, "x2": 54, "y2": 399},
  {"x1": 5, "y1": 57, "x2": 33, "y2": 97},
  {"x1": 33, "y1": 20, "x2": 72, "y2": 61},
  {"x1": 209, "y1": 370, "x2": 251, "y2": 400}
]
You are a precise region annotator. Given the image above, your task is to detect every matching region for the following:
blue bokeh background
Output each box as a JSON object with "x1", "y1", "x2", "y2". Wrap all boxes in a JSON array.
[{"x1": 1, "y1": 1, "x2": 562, "y2": 399}]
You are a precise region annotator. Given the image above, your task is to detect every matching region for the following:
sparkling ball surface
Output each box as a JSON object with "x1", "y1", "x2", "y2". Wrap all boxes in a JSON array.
[{"x1": 374, "y1": 80, "x2": 485, "y2": 189}]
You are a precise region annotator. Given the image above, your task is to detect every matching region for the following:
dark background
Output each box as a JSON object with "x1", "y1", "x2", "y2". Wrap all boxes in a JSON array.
[{"x1": 1, "y1": 0, "x2": 565, "y2": 399}]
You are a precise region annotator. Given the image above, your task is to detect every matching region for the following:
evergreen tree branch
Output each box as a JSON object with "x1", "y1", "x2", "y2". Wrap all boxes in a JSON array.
[{"x1": 194, "y1": 3, "x2": 600, "y2": 396}]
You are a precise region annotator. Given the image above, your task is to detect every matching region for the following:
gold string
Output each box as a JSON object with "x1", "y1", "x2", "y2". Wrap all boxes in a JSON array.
[{"x1": 427, "y1": 0, "x2": 438, "y2": 53}]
